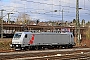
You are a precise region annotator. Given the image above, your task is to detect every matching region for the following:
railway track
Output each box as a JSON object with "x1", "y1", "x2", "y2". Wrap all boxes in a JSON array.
[{"x1": 0, "y1": 48, "x2": 90, "y2": 60}]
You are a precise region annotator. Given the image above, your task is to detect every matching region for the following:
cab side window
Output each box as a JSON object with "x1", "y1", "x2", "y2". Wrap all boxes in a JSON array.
[{"x1": 25, "y1": 34, "x2": 27, "y2": 38}]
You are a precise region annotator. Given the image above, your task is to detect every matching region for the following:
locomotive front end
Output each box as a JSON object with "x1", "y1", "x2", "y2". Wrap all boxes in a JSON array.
[{"x1": 10, "y1": 32, "x2": 23, "y2": 49}]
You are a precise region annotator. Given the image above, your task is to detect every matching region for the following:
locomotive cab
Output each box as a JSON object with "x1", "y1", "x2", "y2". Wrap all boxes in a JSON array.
[{"x1": 10, "y1": 32, "x2": 31, "y2": 50}]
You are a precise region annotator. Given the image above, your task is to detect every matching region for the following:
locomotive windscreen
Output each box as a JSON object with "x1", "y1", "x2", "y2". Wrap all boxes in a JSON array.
[{"x1": 13, "y1": 33, "x2": 22, "y2": 38}]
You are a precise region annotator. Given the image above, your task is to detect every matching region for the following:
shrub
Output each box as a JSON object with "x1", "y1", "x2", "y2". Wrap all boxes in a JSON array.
[
  {"x1": 85, "y1": 28, "x2": 90, "y2": 40},
  {"x1": 0, "y1": 39, "x2": 11, "y2": 50}
]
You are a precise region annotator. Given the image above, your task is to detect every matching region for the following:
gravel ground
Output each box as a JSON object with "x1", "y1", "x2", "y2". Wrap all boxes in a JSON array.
[{"x1": 0, "y1": 48, "x2": 90, "y2": 60}]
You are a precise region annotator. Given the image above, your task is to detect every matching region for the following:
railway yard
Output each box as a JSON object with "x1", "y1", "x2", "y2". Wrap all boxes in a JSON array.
[
  {"x1": 0, "y1": 25, "x2": 89, "y2": 60},
  {"x1": 0, "y1": 32, "x2": 90, "y2": 60},
  {"x1": 0, "y1": 47, "x2": 90, "y2": 60},
  {"x1": 0, "y1": 0, "x2": 90, "y2": 59}
]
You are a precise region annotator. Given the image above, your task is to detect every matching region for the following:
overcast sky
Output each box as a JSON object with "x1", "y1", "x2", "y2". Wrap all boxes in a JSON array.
[{"x1": 0, "y1": 0, "x2": 90, "y2": 22}]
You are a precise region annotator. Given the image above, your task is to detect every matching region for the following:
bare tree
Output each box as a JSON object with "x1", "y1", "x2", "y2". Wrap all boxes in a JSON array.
[
  {"x1": 85, "y1": 28, "x2": 90, "y2": 40},
  {"x1": 17, "y1": 13, "x2": 31, "y2": 25}
]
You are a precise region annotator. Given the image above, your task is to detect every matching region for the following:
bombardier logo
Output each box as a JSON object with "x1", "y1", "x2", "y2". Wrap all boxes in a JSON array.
[{"x1": 29, "y1": 34, "x2": 35, "y2": 44}]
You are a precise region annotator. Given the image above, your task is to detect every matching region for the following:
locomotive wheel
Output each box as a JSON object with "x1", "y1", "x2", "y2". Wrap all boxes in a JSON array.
[
  {"x1": 25, "y1": 47, "x2": 29, "y2": 51},
  {"x1": 35, "y1": 46, "x2": 41, "y2": 50}
]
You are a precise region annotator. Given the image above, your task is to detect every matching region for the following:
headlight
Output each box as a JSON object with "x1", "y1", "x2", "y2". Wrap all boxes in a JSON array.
[
  {"x1": 10, "y1": 44, "x2": 12, "y2": 47},
  {"x1": 16, "y1": 45, "x2": 18, "y2": 47}
]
